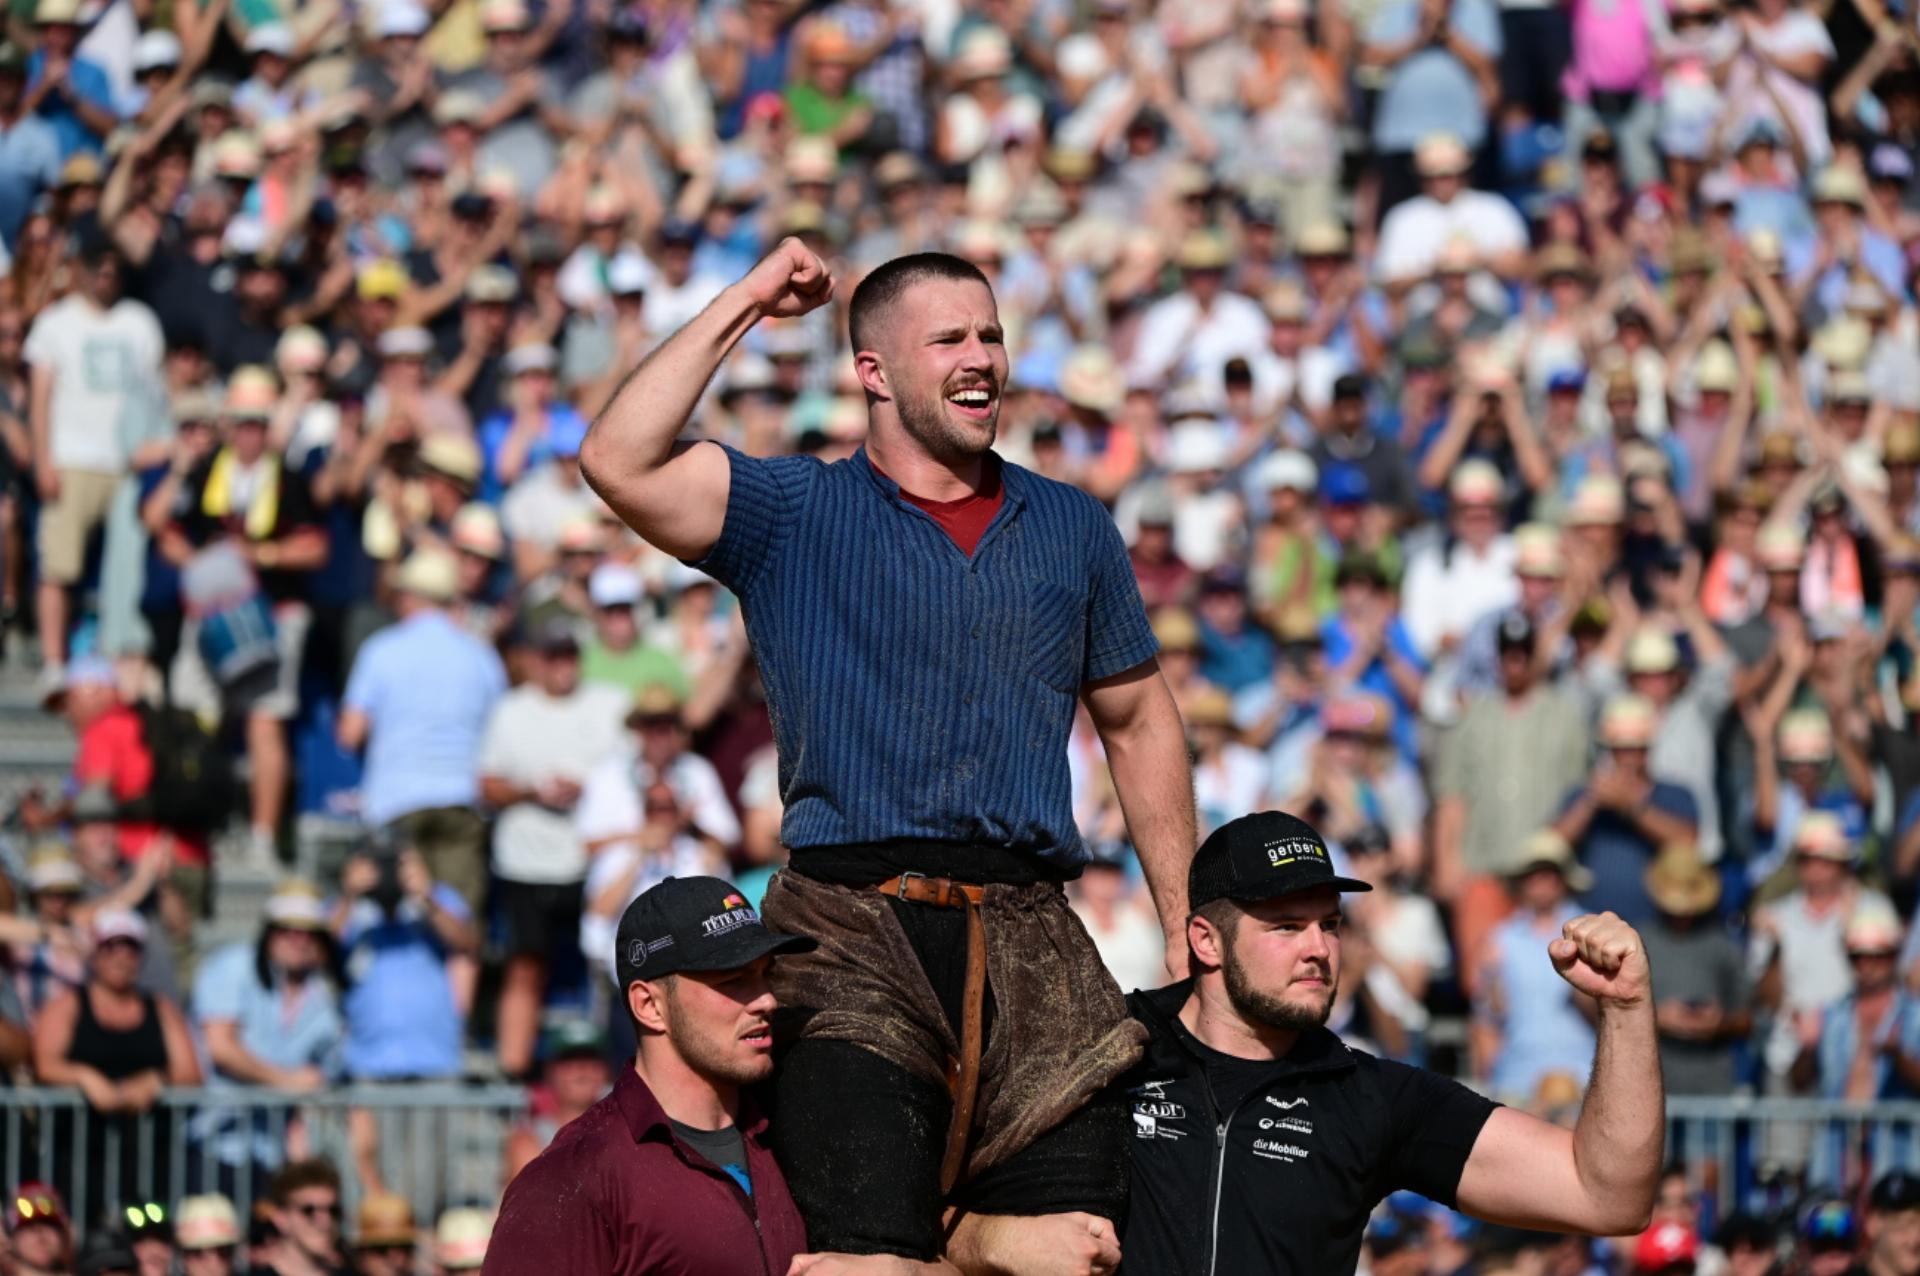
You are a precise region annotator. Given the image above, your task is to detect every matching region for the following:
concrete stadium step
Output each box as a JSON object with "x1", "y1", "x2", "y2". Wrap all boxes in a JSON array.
[{"x1": 0, "y1": 656, "x2": 72, "y2": 810}]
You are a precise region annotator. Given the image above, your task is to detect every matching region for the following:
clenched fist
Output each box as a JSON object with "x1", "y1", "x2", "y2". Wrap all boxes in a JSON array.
[
  {"x1": 742, "y1": 237, "x2": 836, "y2": 320},
  {"x1": 1550, "y1": 912, "x2": 1651, "y2": 1007}
]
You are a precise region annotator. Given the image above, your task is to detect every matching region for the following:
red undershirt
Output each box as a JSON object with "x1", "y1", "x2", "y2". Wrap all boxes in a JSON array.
[{"x1": 876, "y1": 455, "x2": 1006, "y2": 558}]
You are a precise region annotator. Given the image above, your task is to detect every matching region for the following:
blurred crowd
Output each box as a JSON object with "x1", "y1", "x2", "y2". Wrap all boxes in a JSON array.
[{"x1": 0, "y1": 0, "x2": 1913, "y2": 1263}]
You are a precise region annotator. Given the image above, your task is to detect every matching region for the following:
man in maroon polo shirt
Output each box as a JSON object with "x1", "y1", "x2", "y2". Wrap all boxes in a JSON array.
[{"x1": 485, "y1": 876, "x2": 817, "y2": 1274}]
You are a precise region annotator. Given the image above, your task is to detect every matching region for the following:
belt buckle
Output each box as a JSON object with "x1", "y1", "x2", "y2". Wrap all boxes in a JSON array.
[{"x1": 895, "y1": 871, "x2": 928, "y2": 900}]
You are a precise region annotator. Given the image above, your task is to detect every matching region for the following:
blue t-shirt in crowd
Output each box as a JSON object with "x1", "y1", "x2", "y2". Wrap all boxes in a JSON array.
[
  {"x1": 338, "y1": 886, "x2": 470, "y2": 1080},
  {"x1": 191, "y1": 941, "x2": 344, "y2": 1086},
  {"x1": 476, "y1": 402, "x2": 591, "y2": 504},
  {"x1": 1199, "y1": 619, "x2": 1279, "y2": 694},
  {"x1": 1319, "y1": 613, "x2": 1428, "y2": 760},
  {"x1": 1559, "y1": 781, "x2": 1700, "y2": 923},
  {"x1": 343, "y1": 610, "x2": 507, "y2": 826},
  {"x1": 0, "y1": 113, "x2": 60, "y2": 246},
  {"x1": 1367, "y1": 0, "x2": 1502, "y2": 151},
  {"x1": 25, "y1": 50, "x2": 117, "y2": 158}
]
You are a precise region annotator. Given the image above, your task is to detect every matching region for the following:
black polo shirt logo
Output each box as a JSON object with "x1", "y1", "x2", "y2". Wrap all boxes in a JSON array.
[{"x1": 1130, "y1": 1079, "x2": 1190, "y2": 1141}]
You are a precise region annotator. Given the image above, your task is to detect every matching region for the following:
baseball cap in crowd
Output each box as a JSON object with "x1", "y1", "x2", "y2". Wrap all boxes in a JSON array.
[
  {"x1": 1319, "y1": 463, "x2": 1372, "y2": 507},
  {"x1": 93, "y1": 908, "x2": 150, "y2": 948},
  {"x1": 374, "y1": 0, "x2": 430, "y2": 37},
  {"x1": 6, "y1": 1183, "x2": 67, "y2": 1235},
  {"x1": 245, "y1": 21, "x2": 295, "y2": 56},
  {"x1": 588, "y1": 562, "x2": 643, "y2": 609},
  {"x1": 1873, "y1": 1170, "x2": 1920, "y2": 1214},
  {"x1": 608, "y1": 251, "x2": 654, "y2": 297},
  {"x1": 132, "y1": 29, "x2": 181, "y2": 71},
  {"x1": 1631, "y1": 1221, "x2": 1698, "y2": 1273},
  {"x1": 1449, "y1": 458, "x2": 1503, "y2": 506},
  {"x1": 542, "y1": 1017, "x2": 608, "y2": 1063},
  {"x1": 1712, "y1": 1213, "x2": 1775, "y2": 1253},
  {"x1": 358, "y1": 259, "x2": 410, "y2": 303},
  {"x1": 531, "y1": 618, "x2": 581, "y2": 656},
  {"x1": 1364, "y1": 1210, "x2": 1427, "y2": 1260},
  {"x1": 502, "y1": 343, "x2": 557, "y2": 377},
  {"x1": 434, "y1": 1209, "x2": 492, "y2": 1271},
  {"x1": 1803, "y1": 1200, "x2": 1858, "y2": 1252},
  {"x1": 1252, "y1": 449, "x2": 1317, "y2": 495},
  {"x1": 1495, "y1": 610, "x2": 1535, "y2": 652},
  {"x1": 1510, "y1": 829, "x2": 1593, "y2": 892},
  {"x1": 1187, "y1": 811, "x2": 1370, "y2": 914},
  {"x1": 1332, "y1": 549, "x2": 1390, "y2": 589},
  {"x1": 175, "y1": 1196, "x2": 240, "y2": 1251},
  {"x1": 353, "y1": 1193, "x2": 416, "y2": 1250},
  {"x1": 613, "y1": 876, "x2": 816, "y2": 990},
  {"x1": 75, "y1": 1234, "x2": 136, "y2": 1276},
  {"x1": 1643, "y1": 845, "x2": 1720, "y2": 918},
  {"x1": 1794, "y1": 810, "x2": 1853, "y2": 862}
]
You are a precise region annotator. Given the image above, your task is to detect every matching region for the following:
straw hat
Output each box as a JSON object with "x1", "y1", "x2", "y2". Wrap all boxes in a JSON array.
[
  {"x1": 1644, "y1": 845, "x2": 1720, "y2": 917},
  {"x1": 1511, "y1": 829, "x2": 1594, "y2": 892},
  {"x1": 353, "y1": 1194, "x2": 417, "y2": 1250}
]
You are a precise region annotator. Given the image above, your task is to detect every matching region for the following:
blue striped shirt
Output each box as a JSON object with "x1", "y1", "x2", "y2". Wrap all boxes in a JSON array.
[{"x1": 694, "y1": 445, "x2": 1158, "y2": 868}]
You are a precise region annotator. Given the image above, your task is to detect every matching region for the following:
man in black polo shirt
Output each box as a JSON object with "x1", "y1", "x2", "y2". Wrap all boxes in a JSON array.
[
  {"x1": 1122, "y1": 811, "x2": 1665, "y2": 1274},
  {"x1": 581, "y1": 239, "x2": 1193, "y2": 1267}
]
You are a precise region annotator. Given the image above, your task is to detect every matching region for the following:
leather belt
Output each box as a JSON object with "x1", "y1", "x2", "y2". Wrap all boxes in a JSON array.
[{"x1": 875, "y1": 872, "x2": 987, "y2": 1194}]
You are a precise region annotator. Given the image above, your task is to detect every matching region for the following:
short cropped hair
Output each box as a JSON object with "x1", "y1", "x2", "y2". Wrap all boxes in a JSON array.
[
  {"x1": 270, "y1": 1158, "x2": 341, "y2": 1206},
  {"x1": 847, "y1": 253, "x2": 990, "y2": 355}
]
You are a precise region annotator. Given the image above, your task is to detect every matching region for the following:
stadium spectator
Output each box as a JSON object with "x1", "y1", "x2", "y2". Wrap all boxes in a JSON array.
[
  {"x1": 477, "y1": 619, "x2": 625, "y2": 1078},
  {"x1": 5, "y1": 1183, "x2": 72, "y2": 1276},
  {"x1": 331, "y1": 844, "x2": 475, "y2": 1086},
  {"x1": 191, "y1": 879, "x2": 341, "y2": 1091},
  {"x1": 1797, "y1": 904, "x2": 1920, "y2": 1099},
  {"x1": 25, "y1": 231, "x2": 162, "y2": 699},
  {"x1": 347, "y1": 1193, "x2": 416, "y2": 1276},
  {"x1": 1552, "y1": 693, "x2": 1701, "y2": 923},
  {"x1": 259, "y1": 1160, "x2": 347, "y2": 1276},
  {"x1": 1434, "y1": 608, "x2": 1590, "y2": 986},
  {"x1": 338, "y1": 547, "x2": 508, "y2": 916},
  {"x1": 1471, "y1": 831, "x2": 1597, "y2": 1102},
  {"x1": 174, "y1": 1195, "x2": 241, "y2": 1276},
  {"x1": 501, "y1": 1019, "x2": 613, "y2": 1183},
  {"x1": 1860, "y1": 1171, "x2": 1920, "y2": 1276},
  {"x1": 1641, "y1": 846, "x2": 1751, "y2": 1096},
  {"x1": 1067, "y1": 842, "x2": 1168, "y2": 995},
  {"x1": 430, "y1": 1209, "x2": 490, "y2": 1276}
]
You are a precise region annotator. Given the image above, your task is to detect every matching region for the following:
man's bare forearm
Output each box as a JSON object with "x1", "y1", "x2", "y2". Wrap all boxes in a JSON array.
[
  {"x1": 1572, "y1": 1000, "x2": 1664, "y2": 1232},
  {"x1": 1101, "y1": 686, "x2": 1197, "y2": 939},
  {"x1": 585, "y1": 282, "x2": 761, "y2": 474}
]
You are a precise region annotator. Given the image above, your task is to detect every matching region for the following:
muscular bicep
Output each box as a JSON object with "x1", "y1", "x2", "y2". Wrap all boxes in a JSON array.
[
  {"x1": 1080, "y1": 658, "x2": 1169, "y2": 735},
  {"x1": 583, "y1": 437, "x2": 732, "y2": 563},
  {"x1": 1453, "y1": 1107, "x2": 1599, "y2": 1232}
]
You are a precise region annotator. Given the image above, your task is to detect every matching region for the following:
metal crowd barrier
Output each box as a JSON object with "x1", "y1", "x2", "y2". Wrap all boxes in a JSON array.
[
  {"x1": 0, "y1": 1085, "x2": 527, "y2": 1234},
  {"x1": 9, "y1": 1088, "x2": 1920, "y2": 1234},
  {"x1": 1667, "y1": 1096, "x2": 1920, "y2": 1212}
]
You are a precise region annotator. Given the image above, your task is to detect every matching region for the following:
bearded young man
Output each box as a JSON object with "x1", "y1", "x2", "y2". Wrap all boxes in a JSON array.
[
  {"x1": 1120, "y1": 811, "x2": 1666, "y2": 1274},
  {"x1": 578, "y1": 241, "x2": 1194, "y2": 1269}
]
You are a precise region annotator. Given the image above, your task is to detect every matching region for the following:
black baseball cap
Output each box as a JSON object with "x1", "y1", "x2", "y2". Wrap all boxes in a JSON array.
[
  {"x1": 1496, "y1": 610, "x2": 1535, "y2": 651},
  {"x1": 1188, "y1": 811, "x2": 1370, "y2": 913},
  {"x1": 614, "y1": 876, "x2": 815, "y2": 989},
  {"x1": 1873, "y1": 1170, "x2": 1920, "y2": 1213}
]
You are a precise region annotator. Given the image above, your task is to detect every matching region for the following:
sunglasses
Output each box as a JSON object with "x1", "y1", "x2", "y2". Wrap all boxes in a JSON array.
[
  {"x1": 294, "y1": 1201, "x2": 342, "y2": 1220},
  {"x1": 13, "y1": 1195, "x2": 59, "y2": 1223}
]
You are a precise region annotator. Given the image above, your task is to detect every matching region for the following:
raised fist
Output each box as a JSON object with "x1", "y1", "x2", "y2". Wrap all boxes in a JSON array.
[
  {"x1": 742, "y1": 237, "x2": 836, "y2": 320},
  {"x1": 1550, "y1": 912, "x2": 1652, "y2": 1007}
]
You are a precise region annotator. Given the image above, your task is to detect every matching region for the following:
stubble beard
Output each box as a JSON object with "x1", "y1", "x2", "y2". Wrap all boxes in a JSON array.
[
  {"x1": 1222, "y1": 943, "x2": 1334, "y2": 1034},
  {"x1": 665, "y1": 989, "x2": 775, "y2": 1088},
  {"x1": 897, "y1": 375, "x2": 998, "y2": 463}
]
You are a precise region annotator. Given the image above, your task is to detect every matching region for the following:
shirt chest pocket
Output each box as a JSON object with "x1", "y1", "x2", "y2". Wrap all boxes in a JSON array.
[{"x1": 1026, "y1": 579, "x2": 1088, "y2": 694}]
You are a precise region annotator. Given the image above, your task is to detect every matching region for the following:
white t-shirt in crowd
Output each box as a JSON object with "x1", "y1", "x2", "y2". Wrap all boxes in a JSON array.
[
  {"x1": 24, "y1": 293, "x2": 164, "y2": 473},
  {"x1": 477, "y1": 682, "x2": 628, "y2": 884},
  {"x1": 1374, "y1": 190, "x2": 1529, "y2": 284},
  {"x1": 579, "y1": 833, "x2": 719, "y2": 982},
  {"x1": 575, "y1": 746, "x2": 743, "y2": 850},
  {"x1": 1073, "y1": 895, "x2": 1169, "y2": 996}
]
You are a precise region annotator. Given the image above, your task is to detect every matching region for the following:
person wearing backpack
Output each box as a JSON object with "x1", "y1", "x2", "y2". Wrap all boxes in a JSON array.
[{"x1": 25, "y1": 657, "x2": 214, "y2": 927}]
